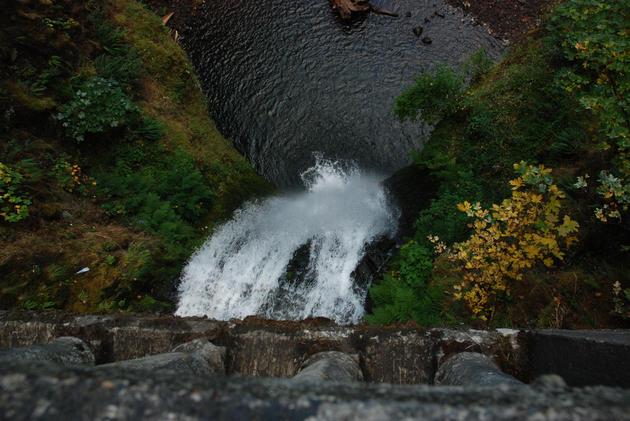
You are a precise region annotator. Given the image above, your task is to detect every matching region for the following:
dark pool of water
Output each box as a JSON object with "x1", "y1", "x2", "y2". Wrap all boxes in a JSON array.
[{"x1": 180, "y1": 0, "x2": 505, "y2": 187}]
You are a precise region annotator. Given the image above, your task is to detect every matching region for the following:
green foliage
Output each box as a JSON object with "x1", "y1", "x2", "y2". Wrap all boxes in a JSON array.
[
  {"x1": 130, "y1": 116, "x2": 163, "y2": 142},
  {"x1": 131, "y1": 294, "x2": 172, "y2": 313},
  {"x1": 413, "y1": 168, "x2": 484, "y2": 247},
  {"x1": 45, "y1": 264, "x2": 69, "y2": 283},
  {"x1": 56, "y1": 77, "x2": 138, "y2": 142},
  {"x1": 447, "y1": 163, "x2": 579, "y2": 320},
  {"x1": 549, "y1": 0, "x2": 630, "y2": 223},
  {"x1": 44, "y1": 17, "x2": 79, "y2": 31},
  {"x1": 98, "y1": 153, "x2": 213, "y2": 244},
  {"x1": 467, "y1": 48, "x2": 494, "y2": 81},
  {"x1": 120, "y1": 243, "x2": 152, "y2": 282},
  {"x1": 394, "y1": 65, "x2": 465, "y2": 125},
  {"x1": 51, "y1": 155, "x2": 94, "y2": 194},
  {"x1": 612, "y1": 281, "x2": 630, "y2": 319},
  {"x1": 366, "y1": 241, "x2": 443, "y2": 326},
  {"x1": 0, "y1": 162, "x2": 31, "y2": 222},
  {"x1": 90, "y1": 11, "x2": 129, "y2": 56},
  {"x1": 94, "y1": 49, "x2": 143, "y2": 90},
  {"x1": 31, "y1": 55, "x2": 63, "y2": 95},
  {"x1": 378, "y1": 0, "x2": 630, "y2": 327},
  {"x1": 394, "y1": 49, "x2": 494, "y2": 125},
  {"x1": 550, "y1": 0, "x2": 630, "y2": 162}
]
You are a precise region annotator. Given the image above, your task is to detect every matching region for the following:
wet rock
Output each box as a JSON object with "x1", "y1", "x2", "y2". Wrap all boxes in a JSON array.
[
  {"x1": 383, "y1": 164, "x2": 439, "y2": 243},
  {"x1": 293, "y1": 351, "x2": 363, "y2": 382},
  {"x1": 97, "y1": 338, "x2": 226, "y2": 376},
  {"x1": 352, "y1": 235, "x2": 396, "y2": 304},
  {"x1": 435, "y1": 352, "x2": 523, "y2": 386},
  {"x1": 422, "y1": 37, "x2": 433, "y2": 44},
  {"x1": 413, "y1": 26, "x2": 423, "y2": 37},
  {"x1": 0, "y1": 336, "x2": 94, "y2": 366}
]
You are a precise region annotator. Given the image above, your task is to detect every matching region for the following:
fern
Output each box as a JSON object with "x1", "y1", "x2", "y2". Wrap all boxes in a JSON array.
[{"x1": 366, "y1": 242, "x2": 443, "y2": 326}]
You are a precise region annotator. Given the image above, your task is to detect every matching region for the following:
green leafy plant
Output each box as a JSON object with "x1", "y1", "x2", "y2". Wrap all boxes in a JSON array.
[
  {"x1": 94, "y1": 50, "x2": 143, "y2": 89},
  {"x1": 550, "y1": 0, "x2": 630, "y2": 221},
  {"x1": 44, "y1": 17, "x2": 79, "y2": 31},
  {"x1": 394, "y1": 65, "x2": 465, "y2": 125},
  {"x1": 394, "y1": 48, "x2": 494, "y2": 125},
  {"x1": 31, "y1": 55, "x2": 63, "y2": 95},
  {"x1": 0, "y1": 162, "x2": 31, "y2": 222},
  {"x1": 98, "y1": 153, "x2": 213, "y2": 243},
  {"x1": 612, "y1": 281, "x2": 630, "y2": 319},
  {"x1": 56, "y1": 77, "x2": 138, "y2": 142},
  {"x1": 445, "y1": 163, "x2": 579, "y2": 321},
  {"x1": 51, "y1": 155, "x2": 95, "y2": 195},
  {"x1": 366, "y1": 241, "x2": 443, "y2": 325}
]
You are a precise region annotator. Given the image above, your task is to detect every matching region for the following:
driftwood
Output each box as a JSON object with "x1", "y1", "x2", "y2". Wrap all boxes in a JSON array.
[{"x1": 330, "y1": 0, "x2": 398, "y2": 20}]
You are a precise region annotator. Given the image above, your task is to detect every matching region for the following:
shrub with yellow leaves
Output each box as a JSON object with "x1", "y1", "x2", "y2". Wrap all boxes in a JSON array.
[
  {"x1": 446, "y1": 162, "x2": 579, "y2": 321},
  {"x1": 0, "y1": 162, "x2": 31, "y2": 222}
]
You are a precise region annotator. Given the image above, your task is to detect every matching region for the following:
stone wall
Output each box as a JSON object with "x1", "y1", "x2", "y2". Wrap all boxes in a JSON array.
[{"x1": 2, "y1": 311, "x2": 629, "y2": 387}]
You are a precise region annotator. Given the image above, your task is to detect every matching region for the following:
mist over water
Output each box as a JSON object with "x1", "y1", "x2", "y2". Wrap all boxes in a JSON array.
[{"x1": 176, "y1": 156, "x2": 397, "y2": 324}]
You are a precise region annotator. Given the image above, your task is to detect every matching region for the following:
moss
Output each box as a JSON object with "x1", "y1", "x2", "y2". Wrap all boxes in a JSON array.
[
  {"x1": 3, "y1": 81, "x2": 56, "y2": 112},
  {"x1": 109, "y1": 0, "x2": 273, "y2": 219}
]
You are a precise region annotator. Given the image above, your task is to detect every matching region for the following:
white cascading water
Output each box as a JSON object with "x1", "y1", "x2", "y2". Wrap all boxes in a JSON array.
[{"x1": 175, "y1": 155, "x2": 398, "y2": 324}]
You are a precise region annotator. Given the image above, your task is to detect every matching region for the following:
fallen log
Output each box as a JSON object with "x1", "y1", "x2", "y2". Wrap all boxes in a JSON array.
[{"x1": 330, "y1": 0, "x2": 398, "y2": 20}]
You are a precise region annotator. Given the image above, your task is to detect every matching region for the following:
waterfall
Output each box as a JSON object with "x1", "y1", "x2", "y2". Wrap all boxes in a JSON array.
[{"x1": 175, "y1": 155, "x2": 398, "y2": 324}]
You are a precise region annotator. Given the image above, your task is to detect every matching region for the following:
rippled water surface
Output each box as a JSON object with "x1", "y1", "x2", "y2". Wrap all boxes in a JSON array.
[{"x1": 180, "y1": 0, "x2": 504, "y2": 186}]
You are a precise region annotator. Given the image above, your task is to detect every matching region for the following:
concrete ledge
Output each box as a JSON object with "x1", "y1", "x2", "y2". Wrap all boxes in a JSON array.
[
  {"x1": 1, "y1": 362, "x2": 629, "y2": 420},
  {"x1": 2, "y1": 311, "x2": 630, "y2": 387},
  {"x1": 0, "y1": 336, "x2": 94, "y2": 366},
  {"x1": 532, "y1": 329, "x2": 630, "y2": 387}
]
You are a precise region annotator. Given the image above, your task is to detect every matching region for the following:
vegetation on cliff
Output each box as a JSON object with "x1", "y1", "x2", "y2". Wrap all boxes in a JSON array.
[
  {"x1": 0, "y1": 0, "x2": 271, "y2": 313},
  {"x1": 367, "y1": 0, "x2": 630, "y2": 328}
]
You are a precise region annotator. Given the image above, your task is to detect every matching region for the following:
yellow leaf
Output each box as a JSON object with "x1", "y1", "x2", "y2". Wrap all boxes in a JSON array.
[
  {"x1": 457, "y1": 201, "x2": 472, "y2": 213},
  {"x1": 509, "y1": 178, "x2": 523, "y2": 190},
  {"x1": 557, "y1": 215, "x2": 579, "y2": 236}
]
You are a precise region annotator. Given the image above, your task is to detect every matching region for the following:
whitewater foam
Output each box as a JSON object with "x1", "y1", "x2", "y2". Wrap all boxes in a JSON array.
[{"x1": 175, "y1": 156, "x2": 397, "y2": 324}]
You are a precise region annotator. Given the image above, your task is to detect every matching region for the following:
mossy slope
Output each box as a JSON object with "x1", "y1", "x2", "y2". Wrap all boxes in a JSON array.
[{"x1": 0, "y1": 0, "x2": 272, "y2": 313}]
